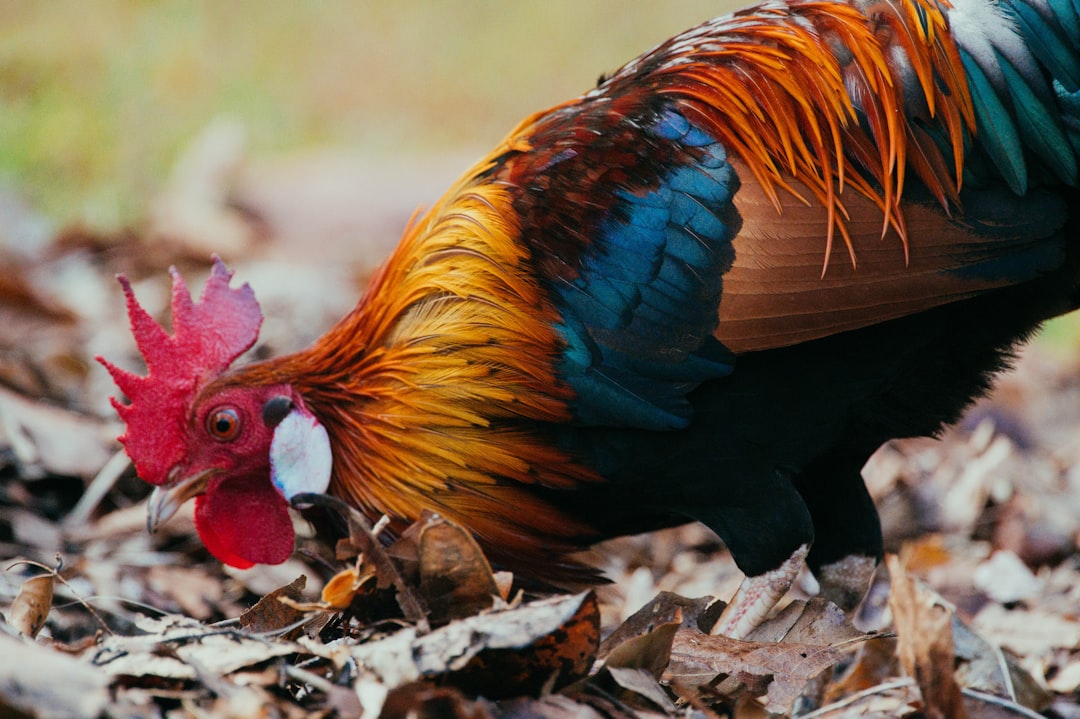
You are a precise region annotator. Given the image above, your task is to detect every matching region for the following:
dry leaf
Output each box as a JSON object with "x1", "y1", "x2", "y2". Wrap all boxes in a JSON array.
[
  {"x1": 971, "y1": 603, "x2": 1080, "y2": 656},
  {"x1": 746, "y1": 597, "x2": 866, "y2": 645},
  {"x1": 90, "y1": 614, "x2": 311, "y2": 681},
  {"x1": 667, "y1": 627, "x2": 848, "y2": 714},
  {"x1": 8, "y1": 573, "x2": 54, "y2": 638},
  {"x1": 379, "y1": 682, "x2": 492, "y2": 719},
  {"x1": 297, "y1": 493, "x2": 428, "y2": 625},
  {"x1": 887, "y1": 554, "x2": 967, "y2": 719},
  {"x1": 495, "y1": 694, "x2": 610, "y2": 719},
  {"x1": 441, "y1": 589, "x2": 600, "y2": 698},
  {"x1": 238, "y1": 575, "x2": 308, "y2": 635},
  {"x1": 0, "y1": 631, "x2": 108, "y2": 717},
  {"x1": 600, "y1": 591, "x2": 722, "y2": 658},
  {"x1": 606, "y1": 666, "x2": 677, "y2": 713},
  {"x1": 0, "y1": 386, "x2": 115, "y2": 479},
  {"x1": 601, "y1": 609, "x2": 682, "y2": 679},
  {"x1": 8, "y1": 507, "x2": 64, "y2": 550},
  {"x1": 350, "y1": 591, "x2": 600, "y2": 698},
  {"x1": 821, "y1": 635, "x2": 900, "y2": 704},
  {"x1": 147, "y1": 565, "x2": 225, "y2": 619},
  {"x1": 0, "y1": 255, "x2": 76, "y2": 323},
  {"x1": 0, "y1": 252, "x2": 83, "y2": 401},
  {"x1": 321, "y1": 565, "x2": 375, "y2": 610},
  {"x1": 417, "y1": 514, "x2": 501, "y2": 623},
  {"x1": 1047, "y1": 658, "x2": 1080, "y2": 694},
  {"x1": 898, "y1": 534, "x2": 955, "y2": 574},
  {"x1": 952, "y1": 615, "x2": 1052, "y2": 712},
  {"x1": 973, "y1": 550, "x2": 1041, "y2": 604}
]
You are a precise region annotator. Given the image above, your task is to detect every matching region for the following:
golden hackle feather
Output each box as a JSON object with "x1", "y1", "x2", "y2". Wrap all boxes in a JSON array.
[{"x1": 224, "y1": 173, "x2": 604, "y2": 577}]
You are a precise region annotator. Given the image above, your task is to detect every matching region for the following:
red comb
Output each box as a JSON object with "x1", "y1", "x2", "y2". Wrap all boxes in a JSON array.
[{"x1": 98, "y1": 257, "x2": 263, "y2": 485}]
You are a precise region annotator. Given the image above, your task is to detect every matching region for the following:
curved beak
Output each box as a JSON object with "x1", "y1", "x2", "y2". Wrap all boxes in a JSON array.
[{"x1": 147, "y1": 469, "x2": 214, "y2": 533}]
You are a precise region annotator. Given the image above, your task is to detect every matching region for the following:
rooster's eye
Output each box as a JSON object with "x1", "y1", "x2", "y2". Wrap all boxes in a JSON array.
[{"x1": 207, "y1": 408, "x2": 241, "y2": 441}]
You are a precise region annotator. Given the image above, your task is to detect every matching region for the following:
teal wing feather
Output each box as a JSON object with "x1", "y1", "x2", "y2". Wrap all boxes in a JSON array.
[
  {"x1": 498, "y1": 104, "x2": 740, "y2": 430},
  {"x1": 961, "y1": 0, "x2": 1080, "y2": 190}
]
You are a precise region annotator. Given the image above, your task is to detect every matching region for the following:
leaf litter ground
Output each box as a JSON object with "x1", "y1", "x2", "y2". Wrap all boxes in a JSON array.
[{"x1": 2, "y1": 137, "x2": 1080, "y2": 718}]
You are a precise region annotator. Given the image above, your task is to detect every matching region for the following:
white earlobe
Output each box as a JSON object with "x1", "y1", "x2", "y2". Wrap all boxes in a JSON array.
[{"x1": 270, "y1": 409, "x2": 332, "y2": 500}]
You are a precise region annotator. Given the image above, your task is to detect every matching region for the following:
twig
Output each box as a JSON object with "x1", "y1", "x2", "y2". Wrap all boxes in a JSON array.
[
  {"x1": 54, "y1": 594, "x2": 170, "y2": 617},
  {"x1": 795, "y1": 678, "x2": 915, "y2": 718},
  {"x1": 991, "y1": 639, "x2": 1018, "y2": 701},
  {"x1": 285, "y1": 664, "x2": 339, "y2": 695},
  {"x1": 64, "y1": 449, "x2": 131, "y2": 527},
  {"x1": 960, "y1": 687, "x2": 1046, "y2": 718},
  {"x1": 291, "y1": 493, "x2": 429, "y2": 632},
  {"x1": 795, "y1": 678, "x2": 1045, "y2": 718}
]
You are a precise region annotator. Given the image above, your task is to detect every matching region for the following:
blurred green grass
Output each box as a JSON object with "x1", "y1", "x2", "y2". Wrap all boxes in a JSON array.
[{"x1": 0, "y1": 1, "x2": 724, "y2": 228}]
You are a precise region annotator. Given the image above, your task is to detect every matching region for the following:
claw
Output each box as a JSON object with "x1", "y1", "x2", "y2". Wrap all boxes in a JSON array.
[{"x1": 712, "y1": 544, "x2": 809, "y2": 639}]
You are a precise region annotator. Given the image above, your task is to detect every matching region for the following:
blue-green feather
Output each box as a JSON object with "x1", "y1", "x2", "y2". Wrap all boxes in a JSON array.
[
  {"x1": 997, "y1": 53, "x2": 1078, "y2": 184},
  {"x1": 552, "y1": 108, "x2": 739, "y2": 430},
  {"x1": 1047, "y1": 0, "x2": 1080, "y2": 45},
  {"x1": 961, "y1": 48, "x2": 1028, "y2": 194},
  {"x1": 1007, "y1": 1, "x2": 1080, "y2": 90},
  {"x1": 958, "y1": 0, "x2": 1080, "y2": 192}
]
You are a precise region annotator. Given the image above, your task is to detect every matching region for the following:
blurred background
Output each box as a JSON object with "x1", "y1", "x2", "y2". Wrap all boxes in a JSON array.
[{"x1": 1, "y1": 2, "x2": 721, "y2": 228}]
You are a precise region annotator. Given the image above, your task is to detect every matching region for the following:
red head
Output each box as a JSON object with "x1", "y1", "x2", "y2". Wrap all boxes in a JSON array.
[{"x1": 99, "y1": 258, "x2": 331, "y2": 568}]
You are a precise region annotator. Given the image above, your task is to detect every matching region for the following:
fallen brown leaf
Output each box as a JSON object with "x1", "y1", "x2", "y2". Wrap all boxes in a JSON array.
[
  {"x1": 601, "y1": 608, "x2": 681, "y2": 679},
  {"x1": 147, "y1": 564, "x2": 226, "y2": 620},
  {"x1": 238, "y1": 574, "x2": 308, "y2": 635},
  {"x1": 971, "y1": 603, "x2": 1080, "y2": 657},
  {"x1": 295, "y1": 492, "x2": 428, "y2": 627},
  {"x1": 8, "y1": 572, "x2": 53, "y2": 638},
  {"x1": 89, "y1": 614, "x2": 309, "y2": 681},
  {"x1": 417, "y1": 513, "x2": 501, "y2": 623},
  {"x1": 887, "y1": 554, "x2": 967, "y2": 719},
  {"x1": 380, "y1": 681, "x2": 492, "y2": 719},
  {"x1": 605, "y1": 666, "x2": 677, "y2": 713},
  {"x1": 667, "y1": 627, "x2": 849, "y2": 714},
  {"x1": 746, "y1": 597, "x2": 867, "y2": 645},
  {"x1": 495, "y1": 694, "x2": 611, "y2": 719},
  {"x1": 599, "y1": 591, "x2": 722, "y2": 658},
  {"x1": 952, "y1": 615, "x2": 1052, "y2": 712},
  {"x1": 820, "y1": 635, "x2": 900, "y2": 705},
  {"x1": 585, "y1": 603, "x2": 684, "y2": 715},
  {"x1": 350, "y1": 591, "x2": 600, "y2": 699}
]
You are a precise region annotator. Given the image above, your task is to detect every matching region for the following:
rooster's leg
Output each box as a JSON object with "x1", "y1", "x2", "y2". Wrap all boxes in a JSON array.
[
  {"x1": 711, "y1": 543, "x2": 809, "y2": 639},
  {"x1": 686, "y1": 468, "x2": 814, "y2": 639},
  {"x1": 794, "y1": 449, "x2": 883, "y2": 612},
  {"x1": 814, "y1": 553, "x2": 879, "y2": 611}
]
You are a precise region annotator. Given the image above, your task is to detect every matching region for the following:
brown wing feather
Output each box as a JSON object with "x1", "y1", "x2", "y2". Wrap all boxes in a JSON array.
[{"x1": 716, "y1": 160, "x2": 1062, "y2": 352}]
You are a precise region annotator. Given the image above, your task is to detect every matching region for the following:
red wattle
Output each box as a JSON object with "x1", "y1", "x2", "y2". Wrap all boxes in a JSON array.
[{"x1": 193, "y1": 474, "x2": 295, "y2": 567}]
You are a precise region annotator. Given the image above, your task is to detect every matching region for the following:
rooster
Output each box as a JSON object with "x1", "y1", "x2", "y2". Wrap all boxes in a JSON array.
[{"x1": 101, "y1": 0, "x2": 1080, "y2": 638}]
